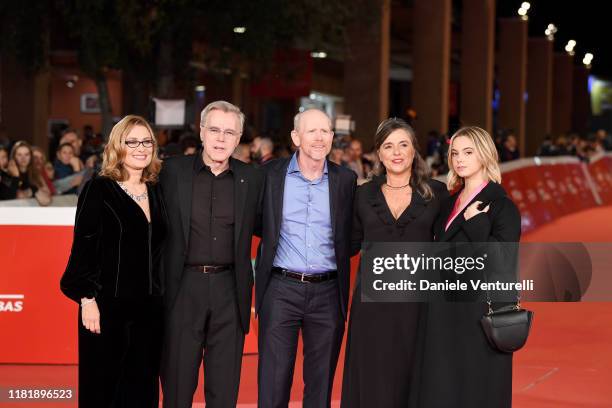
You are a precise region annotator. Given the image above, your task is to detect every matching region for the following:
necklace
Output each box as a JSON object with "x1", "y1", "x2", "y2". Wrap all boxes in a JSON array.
[
  {"x1": 117, "y1": 181, "x2": 148, "y2": 202},
  {"x1": 384, "y1": 182, "x2": 411, "y2": 190}
]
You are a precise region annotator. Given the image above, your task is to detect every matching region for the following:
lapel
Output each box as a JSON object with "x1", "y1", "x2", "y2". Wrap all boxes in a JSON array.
[
  {"x1": 438, "y1": 192, "x2": 462, "y2": 242},
  {"x1": 437, "y1": 182, "x2": 506, "y2": 241},
  {"x1": 178, "y1": 156, "x2": 195, "y2": 246},
  {"x1": 232, "y1": 159, "x2": 248, "y2": 254},
  {"x1": 327, "y1": 160, "x2": 339, "y2": 238},
  {"x1": 367, "y1": 175, "x2": 428, "y2": 226},
  {"x1": 271, "y1": 158, "x2": 291, "y2": 243}
]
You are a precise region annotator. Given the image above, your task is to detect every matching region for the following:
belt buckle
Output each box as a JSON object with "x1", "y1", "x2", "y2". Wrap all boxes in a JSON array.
[{"x1": 300, "y1": 273, "x2": 306, "y2": 283}]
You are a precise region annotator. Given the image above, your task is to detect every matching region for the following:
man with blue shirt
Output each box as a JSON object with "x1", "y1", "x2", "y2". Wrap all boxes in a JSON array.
[{"x1": 255, "y1": 108, "x2": 357, "y2": 407}]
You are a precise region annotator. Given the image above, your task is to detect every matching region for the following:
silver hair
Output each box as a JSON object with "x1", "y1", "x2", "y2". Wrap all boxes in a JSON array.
[{"x1": 200, "y1": 100, "x2": 245, "y2": 133}]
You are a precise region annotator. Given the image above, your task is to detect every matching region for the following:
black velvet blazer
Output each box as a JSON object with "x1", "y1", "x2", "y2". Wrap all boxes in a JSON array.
[{"x1": 60, "y1": 176, "x2": 168, "y2": 302}]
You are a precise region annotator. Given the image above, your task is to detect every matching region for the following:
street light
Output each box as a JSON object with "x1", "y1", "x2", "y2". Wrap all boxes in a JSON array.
[
  {"x1": 233, "y1": 27, "x2": 246, "y2": 34},
  {"x1": 517, "y1": 2, "x2": 530, "y2": 20},
  {"x1": 565, "y1": 40, "x2": 576, "y2": 56},
  {"x1": 310, "y1": 51, "x2": 327, "y2": 59},
  {"x1": 583, "y1": 53, "x2": 594, "y2": 68},
  {"x1": 545, "y1": 23, "x2": 557, "y2": 41}
]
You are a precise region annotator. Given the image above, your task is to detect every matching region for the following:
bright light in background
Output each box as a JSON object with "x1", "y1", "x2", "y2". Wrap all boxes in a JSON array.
[
  {"x1": 310, "y1": 51, "x2": 327, "y2": 59},
  {"x1": 195, "y1": 85, "x2": 206, "y2": 92},
  {"x1": 565, "y1": 39, "x2": 576, "y2": 56},
  {"x1": 545, "y1": 23, "x2": 557, "y2": 41},
  {"x1": 517, "y1": 2, "x2": 530, "y2": 20},
  {"x1": 583, "y1": 52, "x2": 594, "y2": 68},
  {"x1": 233, "y1": 27, "x2": 246, "y2": 34},
  {"x1": 65, "y1": 75, "x2": 79, "y2": 88}
]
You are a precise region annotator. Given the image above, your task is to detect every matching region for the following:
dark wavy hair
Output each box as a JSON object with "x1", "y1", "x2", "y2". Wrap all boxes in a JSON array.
[{"x1": 374, "y1": 117, "x2": 433, "y2": 201}]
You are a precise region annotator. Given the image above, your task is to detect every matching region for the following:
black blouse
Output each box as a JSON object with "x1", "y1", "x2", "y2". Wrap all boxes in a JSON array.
[
  {"x1": 351, "y1": 176, "x2": 449, "y2": 253},
  {"x1": 60, "y1": 176, "x2": 168, "y2": 302}
]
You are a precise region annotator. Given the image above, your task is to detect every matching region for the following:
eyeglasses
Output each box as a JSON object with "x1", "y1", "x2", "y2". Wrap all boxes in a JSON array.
[
  {"x1": 203, "y1": 126, "x2": 239, "y2": 138},
  {"x1": 124, "y1": 139, "x2": 155, "y2": 148}
]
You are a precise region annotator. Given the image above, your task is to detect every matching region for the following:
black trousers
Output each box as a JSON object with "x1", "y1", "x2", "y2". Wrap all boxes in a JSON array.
[
  {"x1": 161, "y1": 268, "x2": 244, "y2": 408},
  {"x1": 258, "y1": 273, "x2": 345, "y2": 408},
  {"x1": 78, "y1": 296, "x2": 163, "y2": 408}
]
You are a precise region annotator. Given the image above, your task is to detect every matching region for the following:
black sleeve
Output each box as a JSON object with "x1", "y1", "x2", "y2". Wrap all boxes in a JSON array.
[
  {"x1": 350, "y1": 185, "x2": 364, "y2": 256},
  {"x1": 435, "y1": 181, "x2": 450, "y2": 202},
  {"x1": 0, "y1": 172, "x2": 19, "y2": 200},
  {"x1": 59, "y1": 179, "x2": 103, "y2": 302},
  {"x1": 253, "y1": 167, "x2": 265, "y2": 238},
  {"x1": 159, "y1": 159, "x2": 172, "y2": 194},
  {"x1": 461, "y1": 198, "x2": 521, "y2": 243},
  {"x1": 461, "y1": 197, "x2": 522, "y2": 303}
]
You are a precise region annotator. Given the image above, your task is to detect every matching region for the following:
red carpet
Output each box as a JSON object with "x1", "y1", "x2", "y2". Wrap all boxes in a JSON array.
[{"x1": 2, "y1": 206, "x2": 612, "y2": 407}]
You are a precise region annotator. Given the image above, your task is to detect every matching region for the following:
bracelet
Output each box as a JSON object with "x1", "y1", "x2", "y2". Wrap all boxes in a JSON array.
[{"x1": 80, "y1": 298, "x2": 96, "y2": 307}]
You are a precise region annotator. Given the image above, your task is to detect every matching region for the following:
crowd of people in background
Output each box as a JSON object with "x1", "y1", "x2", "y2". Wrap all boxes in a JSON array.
[
  {"x1": 536, "y1": 129, "x2": 612, "y2": 161},
  {"x1": 1, "y1": 120, "x2": 612, "y2": 205}
]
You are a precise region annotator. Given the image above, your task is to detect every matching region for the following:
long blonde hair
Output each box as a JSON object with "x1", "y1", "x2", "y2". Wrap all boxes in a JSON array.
[
  {"x1": 100, "y1": 115, "x2": 161, "y2": 183},
  {"x1": 446, "y1": 126, "x2": 501, "y2": 191}
]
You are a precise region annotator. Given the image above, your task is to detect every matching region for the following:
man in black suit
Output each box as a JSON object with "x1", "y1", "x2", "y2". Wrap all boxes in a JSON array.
[
  {"x1": 160, "y1": 100, "x2": 263, "y2": 408},
  {"x1": 255, "y1": 108, "x2": 357, "y2": 407}
]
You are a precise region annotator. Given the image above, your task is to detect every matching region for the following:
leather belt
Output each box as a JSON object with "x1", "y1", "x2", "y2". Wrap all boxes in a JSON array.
[
  {"x1": 272, "y1": 267, "x2": 337, "y2": 283},
  {"x1": 187, "y1": 264, "x2": 233, "y2": 274}
]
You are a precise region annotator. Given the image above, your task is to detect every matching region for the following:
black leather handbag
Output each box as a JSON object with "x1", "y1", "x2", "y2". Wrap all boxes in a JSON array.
[{"x1": 481, "y1": 298, "x2": 534, "y2": 353}]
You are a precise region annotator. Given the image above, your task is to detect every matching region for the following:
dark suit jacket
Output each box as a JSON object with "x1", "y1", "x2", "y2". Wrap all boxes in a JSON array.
[
  {"x1": 60, "y1": 176, "x2": 168, "y2": 302},
  {"x1": 254, "y1": 157, "x2": 357, "y2": 319},
  {"x1": 159, "y1": 155, "x2": 264, "y2": 333},
  {"x1": 433, "y1": 181, "x2": 521, "y2": 243}
]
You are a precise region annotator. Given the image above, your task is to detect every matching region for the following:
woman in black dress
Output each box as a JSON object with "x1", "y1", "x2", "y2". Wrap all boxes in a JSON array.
[
  {"x1": 60, "y1": 115, "x2": 167, "y2": 408},
  {"x1": 341, "y1": 118, "x2": 448, "y2": 407},
  {"x1": 411, "y1": 126, "x2": 521, "y2": 408}
]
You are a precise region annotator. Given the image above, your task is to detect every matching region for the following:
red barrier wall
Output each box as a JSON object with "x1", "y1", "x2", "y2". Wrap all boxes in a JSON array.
[{"x1": 2, "y1": 153, "x2": 611, "y2": 364}]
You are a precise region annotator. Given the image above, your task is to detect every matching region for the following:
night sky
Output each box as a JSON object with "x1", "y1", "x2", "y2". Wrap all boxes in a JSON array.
[{"x1": 496, "y1": 1, "x2": 611, "y2": 77}]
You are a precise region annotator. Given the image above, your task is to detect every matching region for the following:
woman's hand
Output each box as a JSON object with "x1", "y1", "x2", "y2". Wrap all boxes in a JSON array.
[
  {"x1": 81, "y1": 298, "x2": 101, "y2": 334},
  {"x1": 16, "y1": 188, "x2": 33, "y2": 199},
  {"x1": 34, "y1": 187, "x2": 52, "y2": 206},
  {"x1": 464, "y1": 200, "x2": 489, "y2": 221}
]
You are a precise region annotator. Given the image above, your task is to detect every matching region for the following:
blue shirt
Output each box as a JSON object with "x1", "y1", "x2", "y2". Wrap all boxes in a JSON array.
[
  {"x1": 273, "y1": 153, "x2": 337, "y2": 274},
  {"x1": 54, "y1": 160, "x2": 74, "y2": 180}
]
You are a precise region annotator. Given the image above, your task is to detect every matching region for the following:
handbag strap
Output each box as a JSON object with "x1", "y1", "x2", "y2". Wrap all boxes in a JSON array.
[{"x1": 481, "y1": 254, "x2": 521, "y2": 315}]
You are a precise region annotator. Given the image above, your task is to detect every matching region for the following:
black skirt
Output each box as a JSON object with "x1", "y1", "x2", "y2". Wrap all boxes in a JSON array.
[
  {"x1": 341, "y1": 279, "x2": 423, "y2": 408},
  {"x1": 78, "y1": 296, "x2": 163, "y2": 408}
]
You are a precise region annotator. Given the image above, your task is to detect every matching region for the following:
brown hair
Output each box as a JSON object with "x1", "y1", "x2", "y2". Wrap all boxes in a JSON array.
[
  {"x1": 374, "y1": 118, "x2": 433, "y2": 200},
  {"x1": 10, "y1": 140, "x2": 45, "y2": 188},
  {"x1": 99, "y1": 115, "x2": 161, "y2": 183}
]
